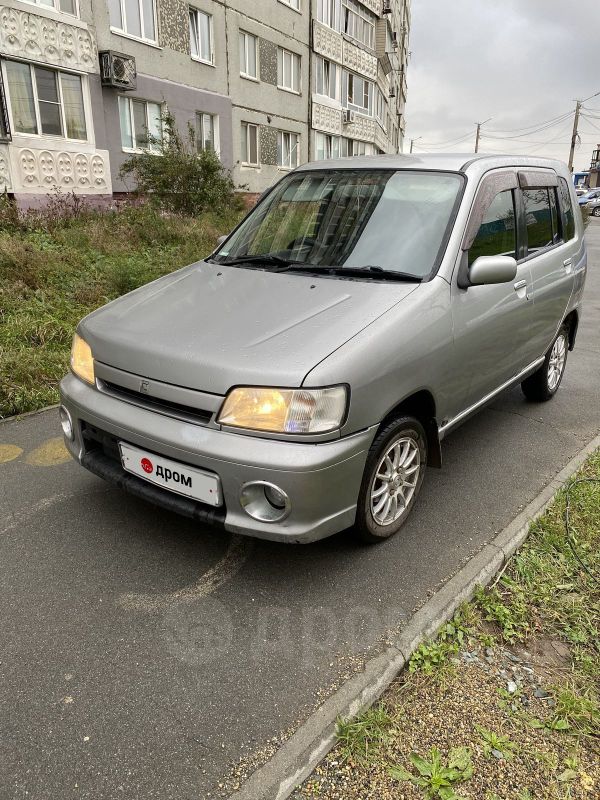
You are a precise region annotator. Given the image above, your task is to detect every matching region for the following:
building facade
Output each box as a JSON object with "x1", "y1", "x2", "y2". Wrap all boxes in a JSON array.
[{"x1": 0, "y1": 0, "x2": 408, "y2": 205}]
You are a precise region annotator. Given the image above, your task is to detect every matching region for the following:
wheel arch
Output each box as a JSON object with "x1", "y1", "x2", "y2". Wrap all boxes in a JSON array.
[{"x1": 378, "y1": 390, "x2": 442, "y2": 468}]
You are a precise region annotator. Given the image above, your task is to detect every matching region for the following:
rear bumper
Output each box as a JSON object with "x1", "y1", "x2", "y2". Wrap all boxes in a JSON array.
[{"x1": 59, "y1": 373, "x2": 377, "y2": 543}]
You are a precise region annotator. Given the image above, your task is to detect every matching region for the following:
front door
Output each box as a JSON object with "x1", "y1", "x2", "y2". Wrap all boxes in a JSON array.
[{"x1": 451, "y1": 184, "x2": 535, "y2": 411}]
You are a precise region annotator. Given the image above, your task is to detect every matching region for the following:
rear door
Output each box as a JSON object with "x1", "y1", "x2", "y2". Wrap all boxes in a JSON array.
[
  {"x1": 519, "y1": 172, "x2": 576, "y2": 362},
  {"x1": 451, "y1": 170, "x2": 535, "y2": 409}
]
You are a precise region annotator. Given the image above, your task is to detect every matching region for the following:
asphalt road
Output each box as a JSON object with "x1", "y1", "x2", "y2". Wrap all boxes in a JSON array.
[{"x1": 1, "y1": 221, "x2": 599, "y2": 800}]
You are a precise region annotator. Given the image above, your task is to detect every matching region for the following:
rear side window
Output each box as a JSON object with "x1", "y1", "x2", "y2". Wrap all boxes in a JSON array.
[
  {"x1": 523, "y1": 188, "x2": 553, "y2": 253},
  {"x1": 558, "y1": 177, "x2": 576, "y2": 241},
  {"x1": 468, "y1": 190, "x2": 516, "y2": 266}
]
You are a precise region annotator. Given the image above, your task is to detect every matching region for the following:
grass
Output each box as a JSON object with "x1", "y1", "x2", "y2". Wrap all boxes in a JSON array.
[
  {"x1": 295, "y1": 450, "x2": 600, "y2": 800},
  {"x1": 0, "y1": 197, "x2": 243, "y2": 418}
]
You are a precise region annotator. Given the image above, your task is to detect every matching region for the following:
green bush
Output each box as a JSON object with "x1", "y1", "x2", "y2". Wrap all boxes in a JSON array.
[{"x1": 119, "y1": 113, "x2": 241, "y2": 216}]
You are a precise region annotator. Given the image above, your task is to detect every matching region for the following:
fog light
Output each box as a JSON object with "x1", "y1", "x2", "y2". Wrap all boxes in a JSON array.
[
  {"x1": 240, "y1": 481, "x2": 291, "y2": 523},
  {"x1": 59, "y1": 405, "x2": 73, "y2": 440}
]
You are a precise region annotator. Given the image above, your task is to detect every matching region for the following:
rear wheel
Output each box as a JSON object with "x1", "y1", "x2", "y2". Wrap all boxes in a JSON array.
[
  {"x1": 354, "y1": 415, "x2": 427, "y2": 543},
  {"x1": 521, "y1": 324, "x2": 569, "y2": 402},
  {"x1": 592, "y1": 206, "x2": 600, "y2": 217}
]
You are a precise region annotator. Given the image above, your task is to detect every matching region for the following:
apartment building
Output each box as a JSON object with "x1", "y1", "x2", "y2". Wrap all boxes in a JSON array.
[{"x1": 0, "y1": 0, "x2": 408, "y2": 206}]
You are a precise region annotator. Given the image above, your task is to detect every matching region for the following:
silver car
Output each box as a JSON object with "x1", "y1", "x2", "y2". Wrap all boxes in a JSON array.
[
  {"x1": 578, "y1": 188, "x2": 600, "y2": 216},
  {"x1": 60, "y1": 154, "x2": 586, "y2": 544}
]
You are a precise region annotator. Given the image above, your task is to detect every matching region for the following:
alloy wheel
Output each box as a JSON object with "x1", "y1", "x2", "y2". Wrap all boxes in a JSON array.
[
  {"x1": 547, "y1": 333, "x2": 567, "y2": 392},
  {"x1": 369, "y1": 436, "x2": 421, "y2": 526}
]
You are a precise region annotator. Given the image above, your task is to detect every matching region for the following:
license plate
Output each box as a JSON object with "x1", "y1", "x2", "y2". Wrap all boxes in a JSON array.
[{"x1": 119, "y1": 442, "x2": 222, "y2": 507}]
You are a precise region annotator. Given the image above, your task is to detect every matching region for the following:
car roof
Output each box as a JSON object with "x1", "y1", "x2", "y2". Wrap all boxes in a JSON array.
[{"x1": 295, "y1": 152, "x2": 568, "y2": 175}]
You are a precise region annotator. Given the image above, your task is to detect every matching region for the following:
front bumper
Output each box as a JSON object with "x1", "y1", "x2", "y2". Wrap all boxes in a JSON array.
[{"x1": 59, "y1": 374, "x2": 377, "y2": 543}]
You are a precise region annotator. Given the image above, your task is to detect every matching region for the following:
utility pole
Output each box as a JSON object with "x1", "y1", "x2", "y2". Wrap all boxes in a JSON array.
[
  {"x1": 409, "y1": 136, "x2": 421, "y2": 153},
  {"x1": 568, "y1": 90, "x2": 600, "y2": 172},
  {"x1": 568, "y1": 100, "x2": 581, "y2": 173},
  {"x1": 474, "y1": 118, "x2": 491, "y2": 153}
]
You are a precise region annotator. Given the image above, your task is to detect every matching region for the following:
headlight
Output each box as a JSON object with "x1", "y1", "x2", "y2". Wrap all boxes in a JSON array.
[
  {"x1": 217, "y1": 386, "x2": 347, "y2": 434},
  {"x1": 70, "y1": 333, "x2": 95, "y2": 385}
]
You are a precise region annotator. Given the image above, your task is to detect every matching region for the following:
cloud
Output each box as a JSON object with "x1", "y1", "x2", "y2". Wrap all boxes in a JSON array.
[{"x1": 405, "y1": 0, "x2": 598, "y2": 170}]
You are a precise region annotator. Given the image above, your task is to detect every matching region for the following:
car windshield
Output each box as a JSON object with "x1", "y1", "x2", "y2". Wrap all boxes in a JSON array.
[{"x1": 215, "y1": 169, "x2": 464, "y2": 279}]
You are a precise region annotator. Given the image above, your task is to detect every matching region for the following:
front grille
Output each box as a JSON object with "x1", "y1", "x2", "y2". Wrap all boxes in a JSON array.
[{"x1": 101, "y1": 380, "x2": 213, "y2": 425}]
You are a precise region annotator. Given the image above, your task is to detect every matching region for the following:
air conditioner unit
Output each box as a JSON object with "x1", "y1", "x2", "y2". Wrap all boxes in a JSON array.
[
  {"x1": 382, "y1": 0, "x2": 392, "y2": 14},
  {"x1": 343, "y1": 109, "x2": 356, "y2": 124},
  {"x1": 99, "y1": 51, "x2": 137, "y2": 91}
]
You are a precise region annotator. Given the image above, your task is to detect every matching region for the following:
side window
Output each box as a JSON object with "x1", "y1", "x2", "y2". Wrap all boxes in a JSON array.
[
  {"x1": 558, "y1": 177, "x2": 576, "y2": 241},
  {"x1": 468, "y1": 190, "x2": 516, "y2": 266},
  {"x1": 523, "y1": 188, "x2": 553, "y2": 254}
]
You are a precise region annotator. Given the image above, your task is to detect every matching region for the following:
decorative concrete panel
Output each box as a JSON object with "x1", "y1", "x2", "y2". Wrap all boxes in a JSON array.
[
  {"x1": 360, "y1": 0, "x2": 380, "y2": 14},
  {"x1": 0, "y1": 143, "x2": 11, "y2": 190},
  {"x1": 0, "y1": 7, "x2": 97, "y2": 72},
  {"x1": 342, "y1": 39, "x2": 378, "y2": 80},
  {"x1": 260, "y1": 126, "x2": 277, "y2": 166},
  {"x1": 259, "y1": 39, "x2": 278, "y2": 85},
  {"x1": 9, "y1": 145, "x2": 112, "y2": 194},
  {"x1": 312, "y1": 21, "x2": 342, "y2": 64},
  {"x1": 344, "y1": 114, "x2": 376, "y2": 141},
  {"x1": 159, "y1": 0, "x2": 189, "y2": 54},
  {"x1": 312, "y1": 102, "x2": 342, "y2": 136}
]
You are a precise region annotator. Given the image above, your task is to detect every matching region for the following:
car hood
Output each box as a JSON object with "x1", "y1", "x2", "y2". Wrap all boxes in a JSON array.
[{"x1": 80, "y1": 261, "x2": 418, "y2": 395}]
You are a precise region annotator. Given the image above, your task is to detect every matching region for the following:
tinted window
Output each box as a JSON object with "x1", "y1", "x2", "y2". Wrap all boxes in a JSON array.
[
  {"x1": 559, "y1": 178, "x2": 576, "y2": 241},
  {"x1": 468, "y1": 190, "x2": 516, "y2": 266},
  {"x1": 523, "y1": 188, "x2": 553, "y2": 252}
]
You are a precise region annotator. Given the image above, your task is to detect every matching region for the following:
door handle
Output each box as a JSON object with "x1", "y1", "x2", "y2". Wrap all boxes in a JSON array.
[
  {"x1": 513, "y1": 280, "x2": 527, "y2": 291},
  {"x1": 563, "y1": 258, "x2": 573, "y2": 273}
]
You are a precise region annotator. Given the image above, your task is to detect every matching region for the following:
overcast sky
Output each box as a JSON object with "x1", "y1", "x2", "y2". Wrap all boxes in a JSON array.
[{"x1": 405, "y1": 0, "x2": 599, "y2": 171}]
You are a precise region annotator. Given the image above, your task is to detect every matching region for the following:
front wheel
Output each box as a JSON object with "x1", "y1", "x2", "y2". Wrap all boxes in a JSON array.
[
  {"x1": 592, "y1": 206, "x2": 600, "y2": 217},
  {"x1": 354, "y1": 415, "x2": 427, "y2": 543},
  {"x1": 521, "y1": 324, "x2": 569, "y2": 402}
]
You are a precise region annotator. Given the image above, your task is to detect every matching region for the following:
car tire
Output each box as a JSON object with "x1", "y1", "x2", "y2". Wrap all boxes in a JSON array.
[
  {"x1": 521, "y1": 324, "x2": 569, "y2": 402},
  {"x1": 354, "y1": 415, "x2": 427, "y2": 543},
  {"x1": 593, "y1": 207, "x2": 600, "y2": 217}
]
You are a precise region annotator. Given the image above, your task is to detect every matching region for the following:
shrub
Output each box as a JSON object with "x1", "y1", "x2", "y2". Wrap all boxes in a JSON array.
[{"x1": 119, "y1": 113, "x2": 240, "y2": 216}]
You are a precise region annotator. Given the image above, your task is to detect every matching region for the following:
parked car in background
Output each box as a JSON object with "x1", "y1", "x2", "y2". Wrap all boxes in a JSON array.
[
  {"x1": 578, "y1": 188, "x2": 600, "y2": 216},
  {"x1": 60, "y1": 154, "x2": 586, "y2": 544}
]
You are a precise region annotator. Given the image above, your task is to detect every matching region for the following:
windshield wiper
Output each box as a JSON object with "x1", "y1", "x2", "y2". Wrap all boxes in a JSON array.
[
  {"x1": 279, "y1": 264, "x2": 423, "y2": 282},
  {"x1": 212, "y1": 254, "x2": 302, "y2": 268}
]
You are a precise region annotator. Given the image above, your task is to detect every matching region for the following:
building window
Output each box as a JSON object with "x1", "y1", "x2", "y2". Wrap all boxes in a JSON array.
[
  {"x1": 5, "y1": 61, "x2": 87, "y2": 140},
  {"x1": 277, "y1": 47, "x2": 300, "y2": 93},
  {"x1": 280, "y1": 0, "x2": 300, "y2": 8},
  {"x1": 342, "y1": 0, "x2": 375, "y2": 48},
  {"x1": 239, "y1": 31, "x2": 258, "y2": 79},
  {"x1": 315, "y1": 132, "x2": 341, "y2": 160},
  {"x1": 375, "y1": 87, "x2": 386, "y2": 127},
  {"x1": 277, "y1": 130, "x2": 299, "y2": 168},
  {"x1": 108, "y1": 0, "x2": 156, "y2": 43},
  {"x1": 118, "y1": 96, "x2": 162, "y2": 151},
  {"x1": 189, "y1": 8, "x2": 213, "y2": 63},
  {"x1": 24, "y1": 0, "x2": 78, "y2": 15},
  {"x1": 317, "y1": 0, "x2": 337, "y2": 29},
  {"x1": 350, "y1": 139, "x2": 375, "y2": 156},
  {"x1": 196, "y1": 112, "x2": 218, "y2": 154},
  {"x1": 343, "y1": 70, "x2": 373, "y2": 116},
  {"x1": 241, "y1": 122, "x2": 259, "y2": 165},
  {"x1": 315, "y1": 57, "x2": 338, "y2": 100}
]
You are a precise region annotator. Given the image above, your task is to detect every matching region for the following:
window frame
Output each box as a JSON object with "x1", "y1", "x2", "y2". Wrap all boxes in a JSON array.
[
  {"x1": 118, "y1": 95, "x2": 163, "y2": 153},
  {"x1": 277, "y1": 47, "x2": 301, "y2": 94},
  {"x1": 278, "y1": 0, "x2": 300, "y2": 10},
  {"x1": 239, "y1": 31, "x2": 259, "y2": 80},
  {"x1": 343, "y1": 69, "x2": 373, "y2": 116},
  {"x1": 315, "y1": 56, "x2": 338, "y2": 101},
  {"x1": 196, "y1": 111, "x2": 219, "y2": 155},
  {"x1": 20, "y1": 0, "x2": 79, "y2": 18},
  {"x1": 189, "y1": 7, "x2": 214, "y2": 65},
  {"x1": 276, "y1": 130, "x2": 299, "y2": 169},
  {"x1": 109, "y1": 0, "x2": 158, "y2": 46},
  {"x1": 3, "y1": 59, "x2": 88, "y2": 143},
  {"x1": 341, "y1": 0, "x2": 375, "y2": 49},
  {"x1": 241, "y1": 121, "x2": 259, "y2": 166}
]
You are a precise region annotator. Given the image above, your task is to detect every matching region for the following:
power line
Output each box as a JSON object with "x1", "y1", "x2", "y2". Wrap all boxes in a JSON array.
[{"x1": 486, "y1": 110, "x2": 572, "y2": 134}]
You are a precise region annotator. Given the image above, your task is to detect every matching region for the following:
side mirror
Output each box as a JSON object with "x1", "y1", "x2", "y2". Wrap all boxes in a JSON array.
[
  {"x1": 469, "y1": 255, "x2": 517, "y2": 286},
  {"x1": 216, "y1": 234, "x2": 228, "y2": 247}
]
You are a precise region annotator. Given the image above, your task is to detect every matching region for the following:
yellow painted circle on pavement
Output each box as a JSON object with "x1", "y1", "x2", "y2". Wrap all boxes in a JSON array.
[
  {"x1": 25, "y1": 437, "x2": 71, "y2": 467},
  {"x1": 0, "y1": 444, "x2": 23, "y2": 464}
]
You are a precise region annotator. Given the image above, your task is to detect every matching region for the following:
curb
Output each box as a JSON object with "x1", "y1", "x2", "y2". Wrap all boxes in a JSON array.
[
  {"x1": 0, "y1": 403, "x2": 60, "y2": 425},
  {"x1": 228, "y1": 431, "x2": 600, "y2": 800}
]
